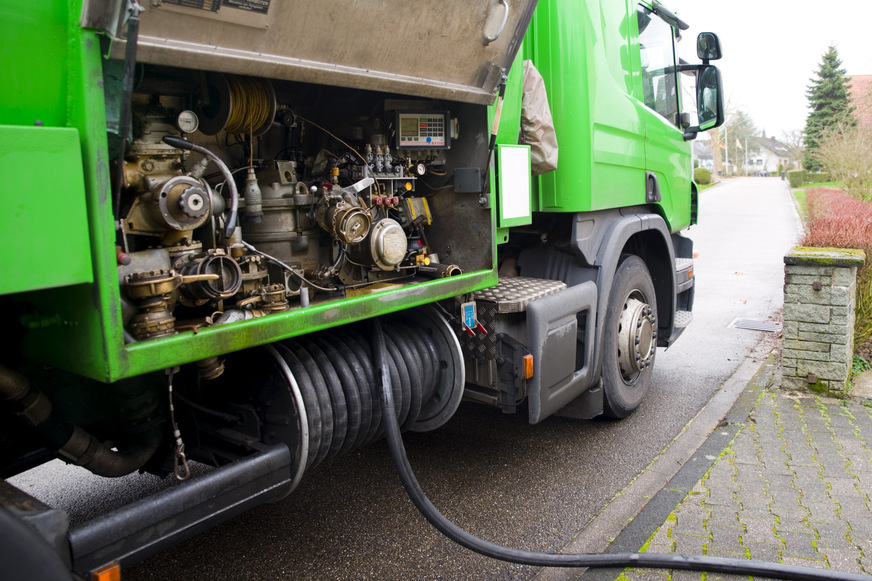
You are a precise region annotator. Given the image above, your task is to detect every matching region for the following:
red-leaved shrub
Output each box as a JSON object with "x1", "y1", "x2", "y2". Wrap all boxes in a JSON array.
[{"x1": 801, "y1": 187, "x2": 872, "y2": 348}]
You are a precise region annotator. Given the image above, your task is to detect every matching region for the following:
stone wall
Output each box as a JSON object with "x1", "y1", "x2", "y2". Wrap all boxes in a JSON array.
[{"x1": 782, "y1": 246, "x2": 865, "y2": 395}]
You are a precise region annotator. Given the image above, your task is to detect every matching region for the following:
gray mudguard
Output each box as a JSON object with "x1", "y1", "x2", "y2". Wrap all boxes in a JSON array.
[{"x1": 526, "y1": 281, "x2": 597, "y2": 424}]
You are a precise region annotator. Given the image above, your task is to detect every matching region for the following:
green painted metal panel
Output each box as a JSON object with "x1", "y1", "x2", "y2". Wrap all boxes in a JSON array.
[
  {"x1": 0, "y1": 2, "x2": 71, "y2": 127},
  {"x1": 521, "y1": 0, "x2": 692, "y2": 231},
  {"x1": 525, "y1": 0, "x2": 645, "y2": 213},
  {"x1": 0, "y1": 126, "x2": 93, "y2": 294}
]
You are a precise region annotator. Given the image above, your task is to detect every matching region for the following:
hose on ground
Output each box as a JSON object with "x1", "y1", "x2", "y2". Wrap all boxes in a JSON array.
[{"x1": 368, "y1": 318, "x2": 870, "y2": 581}]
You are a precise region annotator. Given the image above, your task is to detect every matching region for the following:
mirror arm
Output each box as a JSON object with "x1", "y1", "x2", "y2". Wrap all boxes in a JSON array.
[{"x1": 652, "y1": 0, "x2": 690, "y2": 30}]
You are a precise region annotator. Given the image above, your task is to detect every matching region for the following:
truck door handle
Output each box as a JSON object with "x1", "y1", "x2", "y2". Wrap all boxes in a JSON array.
[{"x1": 484, "y1": 0, "x2": 509, "y2": 45}]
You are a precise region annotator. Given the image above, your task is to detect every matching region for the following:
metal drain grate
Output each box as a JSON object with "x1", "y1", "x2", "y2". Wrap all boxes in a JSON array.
[{"x1": 728, "y1": 318, "x2": 782, "y2": 333}]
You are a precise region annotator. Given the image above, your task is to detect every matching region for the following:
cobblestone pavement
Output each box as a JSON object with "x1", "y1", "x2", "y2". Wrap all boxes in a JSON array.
[{"x1": 621, "y1": 376, "x2": 872, "y2": 580}]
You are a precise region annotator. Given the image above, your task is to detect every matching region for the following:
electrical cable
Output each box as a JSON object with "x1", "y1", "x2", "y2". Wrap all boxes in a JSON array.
[
  {"x1": 368, "y1": 318, "x2": 871, "y2": 581},
  {"x1": 224, "y1": 76, "x2": 273, "y2": 136}
]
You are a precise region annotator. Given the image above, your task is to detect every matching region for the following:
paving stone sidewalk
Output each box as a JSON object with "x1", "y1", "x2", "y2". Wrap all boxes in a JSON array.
[{"x1": 621, "y1": 373, "x2": 872, "y2": 580}]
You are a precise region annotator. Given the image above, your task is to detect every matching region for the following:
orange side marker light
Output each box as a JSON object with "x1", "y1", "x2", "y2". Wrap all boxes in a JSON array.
[
  {"x1": 93, "y1": 563, "x2": 121, "y2": 581},
  {"x1": 523, "y1": 354, "x2": 534, "y2": 380}
]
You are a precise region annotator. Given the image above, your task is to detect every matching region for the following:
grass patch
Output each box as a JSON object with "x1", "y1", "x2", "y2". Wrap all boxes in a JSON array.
[
  {"x1": 853, "y1": 355, "x2": 872, "y2": 376},
  {"x1": 793, "y1": 188, "x2": 807, "y2": 218}
]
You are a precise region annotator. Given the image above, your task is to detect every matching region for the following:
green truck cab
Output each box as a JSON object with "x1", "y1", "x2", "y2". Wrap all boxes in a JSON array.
[{"x1": 0, "y1": 0, "x2": 722, "y2": 577}]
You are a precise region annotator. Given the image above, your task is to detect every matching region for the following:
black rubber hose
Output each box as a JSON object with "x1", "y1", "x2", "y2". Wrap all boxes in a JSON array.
[
  {"x1": 275, "y1": 344, "x2": 323, "y2": 468},
  {"x1": 294, "y1": 341, "x2": 347, "y2": 460},
  {"x1": 0, "y1": 366, "x2": 162, "y2": 479},
  {"x1": 311, "y1": 336, "x2": 362, "y2": 457},
  {"x1": 332, "y1": 334, "x2": 377, "y2": 447},
  {"x1": 383, "y1": 334, "x2": 413, "y2": 428},
  {"x1": 387, "y1": 330, "x2": 423, "y2": 429},
  {"x1": 368, "y1": 319, "x2": 871, "y2": 581},
  {"x1": 396, "y1": 324, "x2": 439, "y2": 405},
  {"x1": 287, "y1": 342, "x2": 334, "y2": 467},
  {"x1": 336, "y1": 333, "x2": 382, "y2": 446}
]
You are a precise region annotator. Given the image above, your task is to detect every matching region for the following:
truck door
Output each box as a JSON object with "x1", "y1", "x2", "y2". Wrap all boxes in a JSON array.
[{"x1": 635, "y1": 3, "x2": 692, "y2": 228}]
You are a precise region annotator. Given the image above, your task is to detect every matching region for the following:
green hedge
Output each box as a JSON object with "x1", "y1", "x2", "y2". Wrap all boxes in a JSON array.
[
  {"x1": 787, "y1": 170, "x2": 804, "y2": 188},
  {"x1": 693, "y1": 167, "x2": 711, "y2": 185},
  {"x1": 787, "y1": 170, "x2": 832, "y2": 188}
]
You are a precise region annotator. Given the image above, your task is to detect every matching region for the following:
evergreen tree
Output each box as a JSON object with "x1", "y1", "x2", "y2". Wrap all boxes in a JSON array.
[{"x1": 803, "y1": 45, "x2": 855, "y2": 171}]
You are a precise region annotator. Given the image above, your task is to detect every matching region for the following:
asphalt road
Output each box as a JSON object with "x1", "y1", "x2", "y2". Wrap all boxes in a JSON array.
[{"x1": 9, "y1": 177, "x2": 801, "y2": 580}]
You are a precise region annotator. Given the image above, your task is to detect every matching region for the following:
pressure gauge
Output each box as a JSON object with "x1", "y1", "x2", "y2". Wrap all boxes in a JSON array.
[{"x1": 177, "y1": 110, "x2": 200, "y2": 134}]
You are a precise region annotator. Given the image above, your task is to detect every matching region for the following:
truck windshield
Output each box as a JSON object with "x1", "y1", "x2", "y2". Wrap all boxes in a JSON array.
[{"x1": 637, "y1": 6, "x2": 679, "y2": 126}]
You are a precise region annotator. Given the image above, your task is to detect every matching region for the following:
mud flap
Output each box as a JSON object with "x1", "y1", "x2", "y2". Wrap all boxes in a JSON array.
[{"x1": 526, "y1": 282, "x2": 598, "y2": 423}]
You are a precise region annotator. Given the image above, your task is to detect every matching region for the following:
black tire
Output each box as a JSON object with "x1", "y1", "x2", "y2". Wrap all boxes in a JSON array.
[{"x1": 601, "y1": 255, "x2": 658, "y2": 419}]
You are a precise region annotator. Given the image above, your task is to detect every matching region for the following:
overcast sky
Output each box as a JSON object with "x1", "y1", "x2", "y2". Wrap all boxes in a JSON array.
[{"x1": 666, "y1": 0, "x2": 872, "y2": 140}]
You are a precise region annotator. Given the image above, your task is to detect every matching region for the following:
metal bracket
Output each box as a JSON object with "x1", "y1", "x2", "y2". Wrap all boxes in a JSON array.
[{"x1": 496, "y1": 333, "x2": 529, "y2": 413}]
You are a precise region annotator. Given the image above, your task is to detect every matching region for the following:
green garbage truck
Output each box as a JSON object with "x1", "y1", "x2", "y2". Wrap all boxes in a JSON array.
[{"x1": 0, "y1": 0, "x2": 723, "y2": 577}]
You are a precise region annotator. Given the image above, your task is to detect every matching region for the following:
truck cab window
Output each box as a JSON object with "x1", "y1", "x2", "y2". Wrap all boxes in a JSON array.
[{"x1": 637, "y1": 6, "x2": 679, "y2": 126}]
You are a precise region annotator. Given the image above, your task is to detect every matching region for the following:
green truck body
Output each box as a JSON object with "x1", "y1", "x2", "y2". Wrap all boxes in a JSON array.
[{"x1": 0, "y1": 0, "x2": 722, "y2": 577}]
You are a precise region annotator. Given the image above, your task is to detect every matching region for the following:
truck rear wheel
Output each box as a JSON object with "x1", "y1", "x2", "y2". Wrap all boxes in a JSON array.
[{"x1": 601, "y1": 255, "x2": 657, "y2": 419}]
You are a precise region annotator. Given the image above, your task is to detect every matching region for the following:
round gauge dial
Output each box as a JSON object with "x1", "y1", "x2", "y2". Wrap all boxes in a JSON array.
[{"x1": 177, "y1": 110, "x2": 200, "y2": 134}]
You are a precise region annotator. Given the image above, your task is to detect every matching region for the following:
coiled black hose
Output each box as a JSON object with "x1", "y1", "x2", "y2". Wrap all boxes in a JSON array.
[
  {"x1": 277, "y1": 320, "x2": 447, "y2": 469},
  {"x1": 368, "y1": 318, "x2": 870, "y2": 581}
]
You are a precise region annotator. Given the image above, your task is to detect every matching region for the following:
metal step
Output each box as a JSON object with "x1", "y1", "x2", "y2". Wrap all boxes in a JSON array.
[
  {"x1": 472, "y1": 276, "x2": 567, "y2": 313},
  {"x1": 674, "y1": 309, "x2": 693, "y2": 328}
]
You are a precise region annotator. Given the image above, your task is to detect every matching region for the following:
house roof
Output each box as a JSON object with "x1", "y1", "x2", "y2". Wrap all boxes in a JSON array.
[
  {"x1": 756, "y1": 136, "x2": 793, "y2": 158},
  {"x1": 849, "y1": 75, "x2": 872, "y2": 130}
]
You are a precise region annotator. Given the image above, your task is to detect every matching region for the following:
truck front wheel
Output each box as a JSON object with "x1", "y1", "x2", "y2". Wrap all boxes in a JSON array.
[{"x1": 601, "y1": 255, "x2": 657, "y2": 419}]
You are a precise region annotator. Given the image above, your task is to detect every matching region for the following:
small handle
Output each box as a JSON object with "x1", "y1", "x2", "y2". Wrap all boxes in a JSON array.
[{"x1": 483, "y1": 0, "x2": 509, "y2": 46}]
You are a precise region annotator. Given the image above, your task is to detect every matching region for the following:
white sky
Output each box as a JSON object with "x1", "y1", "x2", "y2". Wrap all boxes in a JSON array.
[{"x1": 666, "y1": 0, "x2": 872, "y2": 139}]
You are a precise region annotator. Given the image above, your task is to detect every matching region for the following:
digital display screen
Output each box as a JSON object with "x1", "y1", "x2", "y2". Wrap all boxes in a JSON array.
[{"x1": 400, "y1": 117, "x2": 420, "y2": 138}]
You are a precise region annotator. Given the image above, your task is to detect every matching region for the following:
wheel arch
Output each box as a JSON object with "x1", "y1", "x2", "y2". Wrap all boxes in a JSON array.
[{"x1": 590, "y1": 212, "x2": 676, "y2": 381}]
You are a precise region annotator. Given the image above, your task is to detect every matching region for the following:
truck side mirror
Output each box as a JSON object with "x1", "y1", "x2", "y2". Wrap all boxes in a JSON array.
[
  {"x1": 683, "y1": 65, "x2": 724, "y2": 141},
  {"x1": 697, "y1": 32, "x2": 722, "y2": 63}
]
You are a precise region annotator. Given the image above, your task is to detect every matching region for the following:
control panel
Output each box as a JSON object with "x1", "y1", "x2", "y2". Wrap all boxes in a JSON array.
[{"x1": 395, "y1": 110, "x2": 451, "y2": 150}]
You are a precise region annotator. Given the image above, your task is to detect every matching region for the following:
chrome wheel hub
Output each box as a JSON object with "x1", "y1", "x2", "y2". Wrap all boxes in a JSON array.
[{"x1": 617, "y1": 294, "x2": 656, "y2": 382}]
